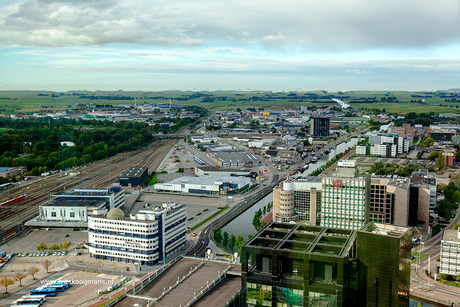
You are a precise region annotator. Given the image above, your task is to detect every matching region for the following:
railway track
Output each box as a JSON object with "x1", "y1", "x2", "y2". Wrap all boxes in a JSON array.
[{"x1": 0, "y1": 139, "x2": 175, "y2": 237}]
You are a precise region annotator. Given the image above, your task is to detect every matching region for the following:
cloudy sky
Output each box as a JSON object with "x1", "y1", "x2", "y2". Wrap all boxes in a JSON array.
[{"x1": 1, "y1": 0, "x2": 460, "y2": 91}]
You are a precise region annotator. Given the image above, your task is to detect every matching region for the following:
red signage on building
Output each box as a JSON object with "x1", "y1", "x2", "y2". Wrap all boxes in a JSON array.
[{"x1": 331, "y1": 179, "x2": 352, "y2": 188}]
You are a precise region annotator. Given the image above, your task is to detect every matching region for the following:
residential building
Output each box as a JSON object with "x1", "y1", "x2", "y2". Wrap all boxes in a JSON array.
[
  {"x1": 321, "y1": 161, "x2": 370, "y2": 230},
  {"x1": 272, "y1": 176, "x2": 322, "y2": 224},
  {"x1": 310, "y1": 117, "x2": 330, "y2": 137},
  {"x1": 440, "y1": 228, "x2": 460, "y2": 276},
  {"x1": 241, "y1": 221, "x2": 412, "y2": 307},
  {"x1": 88, "y1": 202, "x2": 186, "y2": 265}
]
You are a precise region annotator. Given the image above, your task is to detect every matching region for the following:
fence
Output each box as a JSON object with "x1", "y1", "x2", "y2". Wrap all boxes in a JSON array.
[{"x1": 184, "y1": 266, "x2": 231, "y2": 307}]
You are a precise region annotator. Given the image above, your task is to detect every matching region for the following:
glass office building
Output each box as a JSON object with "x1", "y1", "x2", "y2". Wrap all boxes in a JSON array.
[{"x1": 241, "y1": 222, "x2": 412, "y2": 307}]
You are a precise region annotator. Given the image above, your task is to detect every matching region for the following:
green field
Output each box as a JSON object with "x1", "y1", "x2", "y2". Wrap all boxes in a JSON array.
[{"x1": 0, "y1": 90, "x2": 459, "y2": 115}]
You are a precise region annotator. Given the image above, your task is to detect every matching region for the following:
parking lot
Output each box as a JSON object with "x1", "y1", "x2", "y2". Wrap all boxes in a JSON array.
[{"x1": 2, "y1": 228, "x2": 87, "y2": 254}]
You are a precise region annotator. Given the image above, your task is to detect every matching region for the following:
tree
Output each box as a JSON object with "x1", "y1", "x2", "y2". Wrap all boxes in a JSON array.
[
  {"x1": 27, "y1": 266, "x2": 39, "y2": 280},
  {"x1": 49, "y1": 244, "x2": 60, "y2": 250},
  {"x1": 428, "y1": 151, "x2": 439, "y2": 161},
  {"x1": 37, "y1": 242, "x2": 48, "y2": 251},
  {"x1": 437, "y1": 273, "x2": 448, "y2": 280},
  {"x1": 252, "y1": 211, "x2": 261, "y2": 231},
  {"x1": 436, "y1": 153, "x2": 445, "y2": 170},
  {"x1": 0, "y1": 275, "x2": 14, "y2": 293},
  {"x1": 259, "y1": 220, "x2": 267, "y2": 230},
  {"x1": 223, "y1": 232, "x2": 229, "y2": 247},
  {"x1": 229, "y1": 234, "x2": 236, "y2": 250},
  {"x1": 236, "y1": 235, "x2": 246, "y2": 255},
  {"x1": 42, "y1": 260, "x2": 52, "y2": 273},
  {"x1": 60, "y1": 242, "x2": 71, "y2": 250},
  {"x1": 214, "y1": 228, "x2": 222, "y2": 244},
  {"x1": 14, "y1": 272, "x2": 27, "y2": 286},
  {"x1": 423, "y1": 137, "x2": 434, "y2": 148}
]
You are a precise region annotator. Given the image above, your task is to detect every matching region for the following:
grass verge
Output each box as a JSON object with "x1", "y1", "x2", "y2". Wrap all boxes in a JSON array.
[
  {"x1": 411, "y1": 253, "x2": 427, "y2": 264},
  {"x1": 189, "y1": 206, "x2": 229, "y2": 232}
]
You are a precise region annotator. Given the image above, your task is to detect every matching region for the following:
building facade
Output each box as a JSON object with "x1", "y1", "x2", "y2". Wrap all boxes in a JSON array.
[
  {"x1": 154, "y1": 175, "x2": 251, "y2": 195},
  {"x1": 88, "y1": 202, "x2": 186, "y2": 265},
  {"x1": 272, "y1": 177, "x2": 322, "y2": 225},
  {"x1": 321, "y1": 161, "x2": 370, "y2": 230},
  {"x1": 310, "y1": 117, "x2": 330, "y2": 137},
  {"x1": 440, "y1": 228, "x2": 460, "y2": 276},
  {"x1": 241, "y1": 222, "x2": 412, "y2": 307},
  {"x1": 119, "y1": 166, "x2": 148, "y2": 187}
]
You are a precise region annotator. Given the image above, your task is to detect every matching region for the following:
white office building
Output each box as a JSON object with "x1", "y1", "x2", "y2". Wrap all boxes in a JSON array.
[
  {"x1": 88, "y1": 202, "x2": 186, "y2": 265},
  {"x1": 321, "y1": 161, "x2": 370, "y2": 230},
  {"x1": 440, "y1": 228, "x2": 460, "y2": 276},
  {"x1": 53, "y1": 186, "x2": 125, "y2": 210}
]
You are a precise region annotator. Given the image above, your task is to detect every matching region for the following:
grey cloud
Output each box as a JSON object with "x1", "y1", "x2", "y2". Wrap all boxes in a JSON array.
[{"x1": 1, "y1": 0, "x2": 460, "y2": 49}]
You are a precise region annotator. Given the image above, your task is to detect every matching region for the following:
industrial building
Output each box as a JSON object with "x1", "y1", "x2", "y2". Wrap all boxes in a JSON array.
[
  {"x1": 0, "y1": 166, "x2": 27, "y2": 179},
  {"x1": 207, "y1": 151, "x2": 260, "y2": 167},
  {"x1": 241, "y1": 222, "x2": 412, "y2": 307},
  {"x1": 310, "y1": 117, "x2": 330, "y2": 137},
  {"x1": 440, "y1": 228, "x2": 460, "y2": 276},
  {"x1": 321, "y1": 161, "x2": 371, "y2": 230},
  {"x1": 272, "y1": 176, "x2": 322, "y2": 224},
  {"x1": 194, "y1": 166, "x2": 254, "y2": 178},
  {"x1": 153, "y1": 175, "x2": 251, "y2": 195},
  {"x1": 88, "y1": 202, "x2": 186, "y2": 265},
  {"x1": 119, "y1": 166, "x2": 148, "y2": 187}
]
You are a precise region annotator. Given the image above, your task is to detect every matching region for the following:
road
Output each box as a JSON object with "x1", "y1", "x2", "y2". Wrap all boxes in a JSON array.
[{"x1": 186, "y1": 174, "x2": 280, "y2": 257}]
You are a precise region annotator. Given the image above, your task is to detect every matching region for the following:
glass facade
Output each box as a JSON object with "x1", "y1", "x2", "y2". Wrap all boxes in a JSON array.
[
  {"x1": 242, "y1": 222, "x2": 411, "y2": 307},
  {"x1": 246, "y1": 283, "x2": 272, "y2": 307}
]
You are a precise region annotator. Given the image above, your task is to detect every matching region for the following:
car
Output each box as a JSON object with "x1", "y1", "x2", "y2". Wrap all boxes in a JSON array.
[
  {"x1": 53, "y1": 252, "x2": 57, "y2": 256},
  {"x1": 65, "y1": 234, "x2": 70, "y2": 237},
  {"x1": 57, "y1": 252, "x2": 61, "y2": 256},
  {"x1": 22, "y1": 253, "x2": 26, "y2": 257},
  {"x1": 28, "y1": 253, "x2": 33, "y2": 257},
  {"x1": 45, "y1": 252, "x2": 49, "y2": 256},
  {"x1": 192, "y1": 233, "x2": 197, "y2": 237}
]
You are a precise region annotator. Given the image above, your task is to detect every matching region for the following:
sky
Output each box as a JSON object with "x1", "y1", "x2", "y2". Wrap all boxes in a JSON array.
[{"x1": 1, "y1": 0, "x2": 460, "y2": 92}]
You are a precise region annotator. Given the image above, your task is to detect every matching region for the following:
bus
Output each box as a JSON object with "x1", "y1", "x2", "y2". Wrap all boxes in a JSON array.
[
  {"x1": 30, "y1": 287, "x2": 57, "y2": 297},
  {"x1": 15, "y1": 295, "x2": 47, "y2": 305}
]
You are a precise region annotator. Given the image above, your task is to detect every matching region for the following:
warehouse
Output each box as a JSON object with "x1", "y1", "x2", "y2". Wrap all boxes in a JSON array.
[
  {"x1": 154, "y1": 175, "x2": 251, "y2": 195},
  {"x1": 194, "y1": 166, "x2": 253, "y2": 177},
  {"x1": 207, "y1": 151, "x2": 260, "y2": 167},
  {"x1": 119, "y1": 166, "x2": 148, "y2": 187}
]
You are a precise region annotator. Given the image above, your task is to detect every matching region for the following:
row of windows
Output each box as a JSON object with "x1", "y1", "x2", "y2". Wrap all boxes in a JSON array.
[
  {"x1": 50, "y1": 212, "x2": 77, "y2": 217},
  {"x1": 93, "y1": 249, "x2": 157, "y2": 260}
]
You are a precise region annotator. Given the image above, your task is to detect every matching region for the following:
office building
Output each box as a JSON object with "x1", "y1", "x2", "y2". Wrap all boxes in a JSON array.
[
  {"x1": 440, "y1": 228, "x2": 460, "y2": 276},
  {"x1": 411, "y1": 170, "x2": 437, "y2": 211},
  {"x1": 241, "y1": 221, "x2": 412, "y2": 307},
  {"x1": 119, "y1": 166, "x2": 148, "y2": 187},
  {"x1": 321, "y1": 161, "x2": 370, "y2": 230},
  {"x1": 88, "y1": 202, "x2": 186, "y2": 265},
  {"x1": 310, "y1": 117, "x2": 330, "y2": 137},
  {"x1": 272, "y1": 176, "x2": 322, "y2": 224},
  {"x1": 52, "y1": 186, "x2": 125, "y2": 210}
]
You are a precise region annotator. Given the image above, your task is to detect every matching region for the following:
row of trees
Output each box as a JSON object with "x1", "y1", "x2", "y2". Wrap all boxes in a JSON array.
[
  {"x1": 0, "y1": 262, "x2": 50, "y2": 293},
  {"x1": 252, "y1": 202, "x2": 273, "y2": 232},
  {"x1": 214, "y1": 229, "x2": 249, "y2": 255},
  {"x1": 37, "y1": 241, "x2": 71, "y2": 251},
  {"x1": 0, "y1": 118, "x2": 155, "y2": 176}
]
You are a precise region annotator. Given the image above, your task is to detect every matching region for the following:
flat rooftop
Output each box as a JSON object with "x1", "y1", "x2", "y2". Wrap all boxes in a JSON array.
[
  {"x1": 443, "y1": 229, "x2": 460, "y2": 243},
  {"x1": 114, "y1": 258, "x2": 241, "y2": 307},
  {"x1": 120, "y1": 166, "x2": 147, "y2": 178},
  {"x1": 55, "y1": 188, "x2": 113, "y2": 196},
  {"x1": 208, "y1": 151, "x2": 259, "y2": 164},
  {"x1": 42, "y1": 200, "x2": 106, "y2": 208},
  {"x1": 197, "y1": 166, "x2": 251, "y2": 173},
  {"x1": 166, "y1": 175, "x2": 249, "y2": 186}
]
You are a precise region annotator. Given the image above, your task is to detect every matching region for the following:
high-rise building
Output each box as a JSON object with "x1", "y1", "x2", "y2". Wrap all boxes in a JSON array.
[
  {"x1": 272, "y1": 176, "x2": 322, "y2": 224},
  {"x1": 440, "y1": 228, "x2": 460, "y2": 276},
  {"x1": 241, "y1": 221, "x2": 412, "y2": 307},
  {"x1": 370, "y1": 176, "x2": 410, "y2": 226},
  {"x1": 310, "y1": 117, "x2": 330, "y2": 137},
  {"x1": 88, "y1": 202, "x2": 186, "y2": 265},
  {"x1": 321, "y1": 161, "x2": 370, "y2": 230}
]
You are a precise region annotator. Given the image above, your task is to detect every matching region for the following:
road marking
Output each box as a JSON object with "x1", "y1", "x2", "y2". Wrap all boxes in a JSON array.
[{"x1": 204, "y1": 228, "x2": 209, "y2": 234}]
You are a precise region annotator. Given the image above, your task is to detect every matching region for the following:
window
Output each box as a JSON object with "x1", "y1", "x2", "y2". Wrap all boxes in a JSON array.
[
  {"x1": 70, "y1": 212, "x2": 75, "y2": 218},
  {"x1": 51, "y1": 212, "x2": 56, "y2": 217}
]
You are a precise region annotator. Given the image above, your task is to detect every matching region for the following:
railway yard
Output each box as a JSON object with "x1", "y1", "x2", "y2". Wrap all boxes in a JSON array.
[{"x1": 0, "y1": 139, "x2": 175, "y2": 243}]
